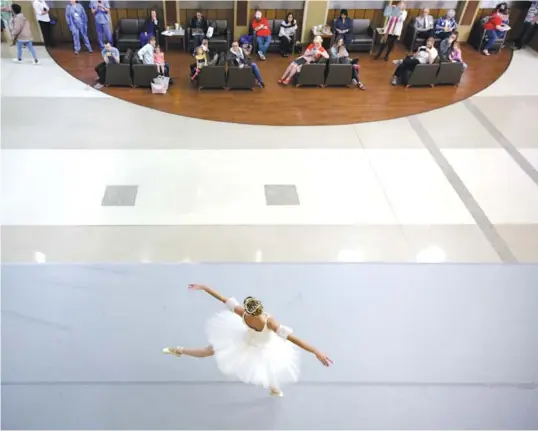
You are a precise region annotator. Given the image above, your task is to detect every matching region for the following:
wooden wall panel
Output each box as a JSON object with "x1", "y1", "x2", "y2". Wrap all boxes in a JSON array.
[{"x1": 237, "y1": 0, "x2": 248, "y2": 26}]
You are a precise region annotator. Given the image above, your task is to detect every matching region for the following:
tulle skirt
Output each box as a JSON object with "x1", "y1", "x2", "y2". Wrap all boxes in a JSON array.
[{"x1": 206, "y1": 310, "x2": 300, "y2": 388}]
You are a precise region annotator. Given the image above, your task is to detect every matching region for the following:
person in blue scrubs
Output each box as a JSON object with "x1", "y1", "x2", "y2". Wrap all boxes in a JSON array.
[
  {"x1": 65, "y1": 0, "x2": 92, "y2": 54},
  {"x1": 89, "y1": 0, "x2": 111, "y2": 49}
]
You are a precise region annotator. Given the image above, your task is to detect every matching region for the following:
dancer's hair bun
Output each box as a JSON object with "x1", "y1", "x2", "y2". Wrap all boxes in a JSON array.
[{"x1": 243, "y1": 296, "x2": 263, "y2": 316}]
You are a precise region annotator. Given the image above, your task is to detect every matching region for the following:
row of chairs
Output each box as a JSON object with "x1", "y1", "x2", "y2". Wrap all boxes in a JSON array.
[
  {"x1": 104, "y1": 55, "x2": 161, "y2": 87},
  {"x1": 401, "y1": 61, "x2": 464, "y2": 88}
]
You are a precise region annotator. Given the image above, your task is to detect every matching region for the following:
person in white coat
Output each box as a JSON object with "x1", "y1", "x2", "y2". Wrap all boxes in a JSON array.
[
  {"x1": 375, "y1": 0, "x2": 407, "y2": 61},
  {"x1": 32, "y1": 0, "x2": 52, "y2": 46}
]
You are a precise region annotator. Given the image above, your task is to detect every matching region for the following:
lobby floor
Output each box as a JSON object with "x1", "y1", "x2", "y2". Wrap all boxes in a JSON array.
[{"x1": 1, "y1": 45, "x2": 538, "y2": 263}]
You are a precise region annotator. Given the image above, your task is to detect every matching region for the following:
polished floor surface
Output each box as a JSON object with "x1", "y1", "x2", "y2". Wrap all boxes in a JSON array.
[
  {"x1": 47, "y1": 43, "x2": 512, "y2": 126},
  {"x1": 1, "y1": 45, "x2": 538, "y2": 263}
]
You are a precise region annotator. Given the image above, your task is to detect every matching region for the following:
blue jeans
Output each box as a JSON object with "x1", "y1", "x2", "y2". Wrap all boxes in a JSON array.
[
  {"x1": 256, "y1": 36, "x2": 270, "y2": 55},
  {"x1": 16, "y1": 40, "x2": 38, "y2": 60},
  {"x1": 484, "y1": 29, "x2": 498, "y2": 51},
  {"x1": 250, "y1": 62, "x2": 263, "y2": 83}
]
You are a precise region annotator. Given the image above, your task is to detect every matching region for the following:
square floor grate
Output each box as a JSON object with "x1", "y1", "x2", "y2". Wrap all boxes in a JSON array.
[
  {"x1": 264, "y1": 184, "x2": 300, "y2": 206},
  {"x1": 101, "y1": 185, "x2": 138, "y2": 207}
]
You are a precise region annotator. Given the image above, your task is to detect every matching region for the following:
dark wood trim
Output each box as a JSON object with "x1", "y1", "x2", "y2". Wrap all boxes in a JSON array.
[
  {"x1": 165, "y1": 0, "x2": 177, "y2": 27},
  {"x1": 237, "y1": 0, "x2": 248, "y2": 26}
]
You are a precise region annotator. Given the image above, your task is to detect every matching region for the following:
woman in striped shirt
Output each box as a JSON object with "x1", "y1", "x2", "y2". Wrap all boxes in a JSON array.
[{"x1": 375, "y1": 1, "x2": 408, "y2": 61}]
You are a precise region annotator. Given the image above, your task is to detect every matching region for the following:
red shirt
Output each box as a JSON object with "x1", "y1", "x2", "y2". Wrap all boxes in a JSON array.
[
  {"x1": 484, "y1": 13, "x2": 502, "y2": 30},
  {"x1": 252, "y1": 17, "x2": 271, "y2": 37}
]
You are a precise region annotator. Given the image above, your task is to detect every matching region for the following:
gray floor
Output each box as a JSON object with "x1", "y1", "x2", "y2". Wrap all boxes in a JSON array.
[{"x1": 2, "y1": 263, "x2": 538, "y2": 429}]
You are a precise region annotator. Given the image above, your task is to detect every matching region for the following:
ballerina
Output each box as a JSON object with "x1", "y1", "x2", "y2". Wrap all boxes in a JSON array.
[{"x1": 163, "y1": 284, "x2": 332, "y2": 397}]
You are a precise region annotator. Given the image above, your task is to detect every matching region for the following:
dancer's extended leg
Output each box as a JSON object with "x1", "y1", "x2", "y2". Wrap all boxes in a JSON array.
[{"x1": 162, "y1": 345, "x2": 214, "y2": 358}]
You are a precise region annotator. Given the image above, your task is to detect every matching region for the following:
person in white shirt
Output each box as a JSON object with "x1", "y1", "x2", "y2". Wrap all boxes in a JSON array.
[
  {"x1": 391, "y1": 36, "x2": 438, "y2": 85},
  {"x1": 138, "y1": 36, "x2": 170, "y2": 77},
  {"x1": 33, "y1": 0, "x2": 52, "y2": 46},
  {"x1": 375, "y1": 0, "x2": 407, "y2": 61}
]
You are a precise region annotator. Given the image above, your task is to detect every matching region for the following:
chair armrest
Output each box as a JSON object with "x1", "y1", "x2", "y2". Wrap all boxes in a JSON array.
[
  {"x1": 114, "y1": 23, "x2": 120, "y2": 46},
  {"x1": 367, "y1": 26, "x2": 374, "y2": 38},
  {"x1": 226, "y1": 29, "x2": 232, "y2": 46}
]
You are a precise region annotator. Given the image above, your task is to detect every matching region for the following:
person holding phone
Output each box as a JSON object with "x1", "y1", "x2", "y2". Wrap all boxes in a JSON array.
[
  {"x1": 32, "y1": 0, "x2": 52, "y2": 47},
  {"x1": 93, "y1": 40, "x2": 119, "y2": 89},
  {"x1": 89, "y1": 0, "x2": 111, "y2": 50},
  {"x1": 375, "y1": 1, "x2": 407, "y2": 61},
  {"x1": 391, "y1": 36, "x2": 438, "y2": 85}
]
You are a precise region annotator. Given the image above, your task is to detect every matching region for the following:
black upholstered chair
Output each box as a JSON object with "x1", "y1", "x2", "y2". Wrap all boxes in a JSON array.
[
  {"x1": 294, "y1": 60, "x2": 327, "y2": 87},
  {"x1": 197, "y1": 53, "x2": 227, "y2": 90},
  {"x1": 402, "y1": 63, "x2": 439, "y2": 88},
  {"x1": 105, "y1": 55, "x2": 133, "y2": 87},
  {"x1": 132, "y1": 62, "x2": 158, "y2": 87},
  {"x1": 324, "y1": 58, "x2": 353, "y2": 87},
  {"x1": 435, "y1": 61, "x2": 464, "y2": 86},
  {"x1": 346, "y1": 19, "x2": 375, "y2": 52},
  {"x1": 207, "y1": 20, "x2": 232, "y2": 53},
  {"x1": 226, "y1": 63, "x2": 255, "y2": 90},
  {"x1": 265, "y1": 19, "x2": 299, "y2": 53},
  {"x1": 114, "y1": 19, "x2": 146, "y2": 52}
]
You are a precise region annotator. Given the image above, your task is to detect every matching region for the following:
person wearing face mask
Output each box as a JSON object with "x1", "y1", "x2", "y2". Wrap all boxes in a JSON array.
[
  {"x1": 391, "y1": 36, "x2": 438, "y2": 85},
  {"x1": 252, "y1": 10, "x2": 270, "y2": 60},
  {"x1": 189, "y1": 10, "x2": 208, "y2": 49},
  {"x1": 33, "y1": 0, "x2": 53, "y2": 47},
  {"x1": 89, "y1": 0, "x2": 111, "y2": 50},
  {"x1": 434, "y1": 9, "x2": 457, "y2": 40},
  {"x1": 227, "y1": 40, "x2": 265, "y2": 87},
  {"x1": 65, "y1": 0, "x2": 92, "y2": 54}
]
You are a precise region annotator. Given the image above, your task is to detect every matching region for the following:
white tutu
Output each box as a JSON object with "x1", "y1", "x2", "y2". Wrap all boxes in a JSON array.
[{"x1": 205, "y1": 310, "x2": 300, "y2": 388}]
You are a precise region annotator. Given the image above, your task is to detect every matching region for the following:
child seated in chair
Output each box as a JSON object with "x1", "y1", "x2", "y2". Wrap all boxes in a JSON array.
[
  {"x1": 449, "y1": 41, "x2": 467, "y2": 70},
  {"x1": 153, "y1": 45, "x2": 165, "y2": 76},
  {"x1": 191, "y1": 46, "x2": 208, "y2": 80}
]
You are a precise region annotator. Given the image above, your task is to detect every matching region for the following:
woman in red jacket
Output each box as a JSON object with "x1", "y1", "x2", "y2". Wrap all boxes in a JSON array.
[{"x1": 483, "y1": 3, "x2": 508, "y2": 55}]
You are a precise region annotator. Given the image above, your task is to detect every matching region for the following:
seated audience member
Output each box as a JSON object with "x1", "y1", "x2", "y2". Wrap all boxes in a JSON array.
[
  {"x1": 449, "y1": 40, "x2": 467, "y2": 70},
  {"x1": 414, "y1": 8, "x2": 434, "y2": 38},
  {"x1": 439, "y1": 31, "x2": 458, "y2": 61},
  {"x1": 190, "y1": 10, "x2": 208, "y2": 49},
  {"x1": 189, "y1": 38, "x2": 218, "y2": 77},
  {"x1": 332, "y1": 9, "x2": 352, "y2": 46},
  {"x1": 434, "y1": 9, "x2": 457, "y2": 40},
  {"x1": 391, "y1": 36, "x2": 438, "y2": 85},
  {"x1": 513, "y1": 1, "x2": 537, "y2": 50},
  {"x1": 138, "y1": 36, "x2": 170, "y2": 77},
  {"x1": 279, "y1": 12, "x2": 297, "y2": 57},
  {"x1": 191, "y1": 46, "x2": 207, "y2": 80},
  {"x1": 252, "y1": 10, "x2": 271, "y2": 60},
  {"x1": 227, "y1": 40, "x2": 265, "y2": 87},
  {"x1": 154, "y1": 44, "x2": 165, "y2": 75},
  {"x1": 278, "y1": 35, "x2": 329, "y2": 85},
  {"x1": 94, "y1": 40, "x2": 120, "y2": 89},
  {"x1": 330, "y1": 38, "x2": 365, "y2": 89},
  {"x1": 140, "y1": 9, "x2": 161, "y2": 47},
  {"x1": 482, "y1": 3, "x2": 509, "y2": 55}
]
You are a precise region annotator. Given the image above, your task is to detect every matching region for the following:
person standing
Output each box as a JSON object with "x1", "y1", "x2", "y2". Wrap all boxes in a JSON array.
[
  {"x1": 65, "y1": 0, "x2": 92, "y2": 54},
  {"x1": 513, "y1": 1, "x2": 538, "y2": 50},
  {"x1": 140, "y1": 9, "x2": 161, "y2": 47},
  {"x1": 1, "y1": 0, "x2": 13, "y2": 44},
  {"x1": 252, "y1": 10, "x2": 270, "y2": 60},
  {"x1": 89, "y1": 0, "x2": 111, "y2": 50},
  {"x1": 32, "y1": 0, "x2": 52, "y2": 47},
  {"x1": 375, "y1": 1, "x2": 407, "y2": 61},
  {"x1": 10, "y1": 3, "x2": 39, "y2": 64}
]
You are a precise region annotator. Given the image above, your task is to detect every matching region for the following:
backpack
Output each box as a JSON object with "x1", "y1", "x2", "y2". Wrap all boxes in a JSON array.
[{"x1": 239, "y1": 34, "x2": 252, "y2": 45}]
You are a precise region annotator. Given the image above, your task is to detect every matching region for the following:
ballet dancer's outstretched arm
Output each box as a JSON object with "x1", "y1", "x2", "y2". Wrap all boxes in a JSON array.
[
  {"x1": 188, "y1": 284, "x2": 245, "y2": 317},
  {"x1": 267, "y1": 317, "x2": 333, "y2": 367}
]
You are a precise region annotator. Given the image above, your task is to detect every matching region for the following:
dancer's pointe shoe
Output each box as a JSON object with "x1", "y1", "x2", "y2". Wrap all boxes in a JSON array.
[
  {"x1": 269, "y1": 388, "x2": 283, "y2": 397},
  {"x1": 162, "y1": 346, "x2": 183, "y2": 357}
]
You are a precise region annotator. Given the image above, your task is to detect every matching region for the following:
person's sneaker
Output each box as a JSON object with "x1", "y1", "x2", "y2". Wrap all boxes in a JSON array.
[
  {"x1": 259, "y1": 52, "x2": 266, "y2": 60},
  {"x1": 93, "y1": 83, "x2": 104, "y2": 89},
  {"x1": 88, "y1": 49, "x2": 93, "y2": 53},
  {"x1": 12, "y1": 58, "x2": 22, "y2": 63},
  {"x1": 74, "y1": 51, "x2": 79, "y2": 55},
  {"x1": 33, "y1": 59, "x2": 40, "y2": 65},
  {"x1": 392, "y1": 59, "x2": 402, "y2": 65},
  {"x1": 391, "y1": 76, "x2": 398, "y2": 85},
  {"x1": 258, "y1": 81, "x2": 265, "y2": 88},
  {"x1": 257, "y1": 50, "x2": 263, "y2": 58},
  {"x1": 352, "y1": 78, "x2": 358, "y2": 86}
]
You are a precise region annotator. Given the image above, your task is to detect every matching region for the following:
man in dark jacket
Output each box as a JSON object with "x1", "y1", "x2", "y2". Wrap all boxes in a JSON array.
[{"x1": 190, "y1": 11, "x2": 208, "y2": 49}]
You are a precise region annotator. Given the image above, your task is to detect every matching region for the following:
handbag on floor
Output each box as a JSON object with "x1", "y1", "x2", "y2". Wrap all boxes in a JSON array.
[{"x1": 151, "y1": 75, "x2": 169, "y2": 94}]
